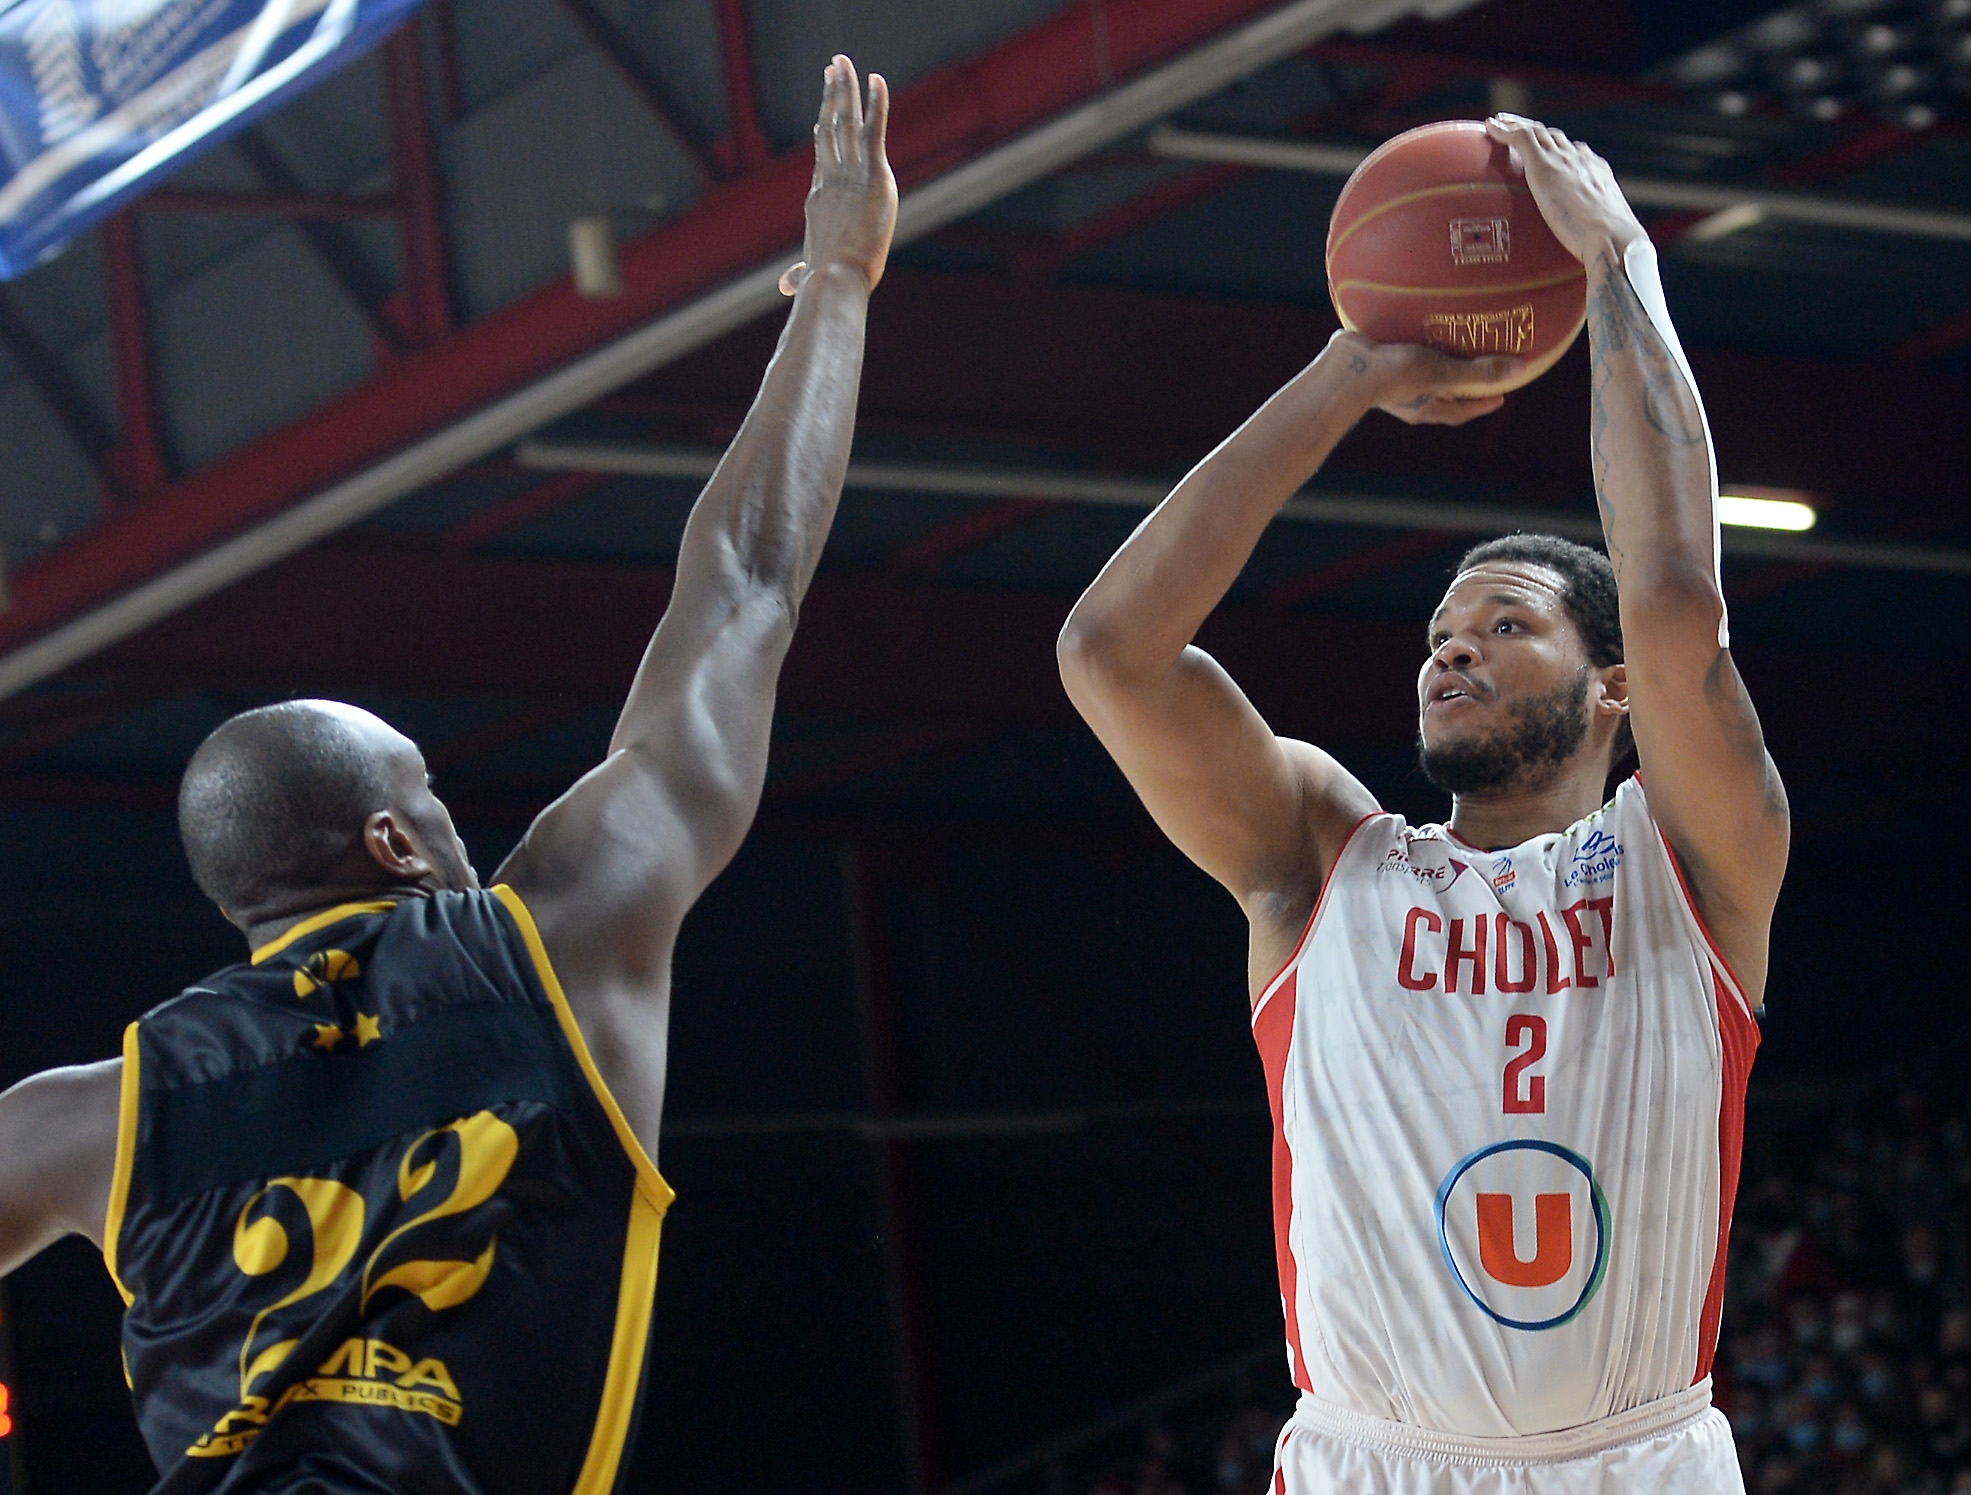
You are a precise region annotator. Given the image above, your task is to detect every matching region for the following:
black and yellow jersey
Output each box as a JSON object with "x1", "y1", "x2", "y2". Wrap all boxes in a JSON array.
[{"x1": 103, "y1": 886, "x2": 674, "y2": 1495}]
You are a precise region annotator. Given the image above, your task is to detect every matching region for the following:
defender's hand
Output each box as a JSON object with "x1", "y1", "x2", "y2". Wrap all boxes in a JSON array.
[
  {"x1": 1484, "y1": 114, "x2": 1645, "y2": 265},
  {"x1": 1327, "y1": 331, "x2": 1524, "y2": 426},
  {"x1": 779, "y1": 56, "x2": 897, "y2": 296}
]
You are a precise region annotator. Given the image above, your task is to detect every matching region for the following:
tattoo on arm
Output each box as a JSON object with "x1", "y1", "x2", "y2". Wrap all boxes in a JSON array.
[
  {"x1": 1346, "y1": 353, "x2": 1369, "y2": 375},
  {"x1": 1584, "y1": 247, "x2": 1707, "y2": 579},
  {"x1": 1703, "y1": 648, "x2": 1789, "y2": 820}
]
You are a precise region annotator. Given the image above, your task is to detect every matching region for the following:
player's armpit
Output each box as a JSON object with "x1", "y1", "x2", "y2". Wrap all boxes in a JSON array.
[
  {"x1": 0, "y1": 1060, "x2": 121, "y2": 1278},
  {"x1": 1058, "y1": 633, "x2": 1378, "y2": 915},
  {"x1": 1622, "y1": 582, "x2": 1790, "y2": 997}
]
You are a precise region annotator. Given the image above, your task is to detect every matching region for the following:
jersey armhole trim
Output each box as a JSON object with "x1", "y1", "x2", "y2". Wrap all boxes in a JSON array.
[
  {"x1": 1253, "y1": 811, "x2": 1382, "y2": 1023},
  {"x1": 249, "y1": 900, "x2": 399, "y2": 965},
  {"x1": 1651, "y1": 826, "x2": 1755, "y2": 1024},
  {"x1": 571, "y1": 1189, "x2": 664, "y2": 1495},
  {"x1": 102, "y1": 1021, "x2": 140, "y2": 1306},
  {"x1": 490, "y1": 885, "x2": 676, "y2": 1212}
]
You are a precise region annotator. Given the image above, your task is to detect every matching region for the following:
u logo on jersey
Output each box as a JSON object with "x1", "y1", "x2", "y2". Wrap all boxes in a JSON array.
[{"x1": 1434, "y1": 1140, "x2": 1610, "y2": 1331}]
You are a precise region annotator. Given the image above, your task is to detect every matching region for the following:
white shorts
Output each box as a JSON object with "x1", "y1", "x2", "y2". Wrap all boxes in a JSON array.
[{"x1": 1273, "y1": 1381, "x2": 1744, "y2": 1494}]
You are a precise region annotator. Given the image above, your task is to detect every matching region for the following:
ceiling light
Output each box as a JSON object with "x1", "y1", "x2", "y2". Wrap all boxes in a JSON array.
[
  {"x1": 1686, "y1": 202, "x2": 1767, "y2": 240},
  {"x1": 1749, "y1": 8, "x2": 1818, "y2": 49},
  {"x1": 1719, "y1": 489, "x2": 1819, "y2": 530},
  {"x1": 1783, "y1": 54, "x2": 1840, "y2": 87},
  {"x1": 1677, "y1": 43, "x2": 1746, "y2": 85}
]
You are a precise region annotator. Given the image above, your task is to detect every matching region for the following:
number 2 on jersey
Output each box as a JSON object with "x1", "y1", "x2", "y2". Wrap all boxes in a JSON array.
[{"x1": 1503, "y1": 1013, "x2": 1547, "y2": 1114}]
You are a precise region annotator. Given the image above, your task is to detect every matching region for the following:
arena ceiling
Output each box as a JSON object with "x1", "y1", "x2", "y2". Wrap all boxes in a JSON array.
[{"x1": 0, "y1": 0, "x2": 1961, "y2": 837}]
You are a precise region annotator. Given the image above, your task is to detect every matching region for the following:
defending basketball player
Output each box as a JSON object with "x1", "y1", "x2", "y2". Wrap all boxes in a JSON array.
[
  {"x1": 0, "y1": 56, "x2": 894, "y2": 1494},
  {"x1": 1059, "y1": 116, "x2": 1784, "y2": 1493}
]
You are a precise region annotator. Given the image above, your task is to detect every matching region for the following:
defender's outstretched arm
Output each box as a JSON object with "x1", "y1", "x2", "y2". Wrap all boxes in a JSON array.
[
  {"x1": 1058, "y1": 338, "x2": 1520, "y2": 941},
  {"x1": 494, "y1": 58, "x2": 895, "y2": 1124},
  {"x1": 1491, "y1": 115, "x2": 1788, "y2": 999}
]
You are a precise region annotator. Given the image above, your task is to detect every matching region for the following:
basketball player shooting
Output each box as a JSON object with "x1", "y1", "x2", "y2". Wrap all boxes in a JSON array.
[
  {"x1": 1059, "y1": 116, "x2": 1785, "y2": 1493},
  {"x1": 0, "y1": 56, "x2": 893, "y2": 1495}
]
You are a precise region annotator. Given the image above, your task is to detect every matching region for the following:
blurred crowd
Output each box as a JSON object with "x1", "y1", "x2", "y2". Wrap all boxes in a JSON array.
[
  {"x1": 1080, "y1": 1092, "x2": 1971, "y2": 1495},
  {"x1": 1716, "y1": 1092, "x2": 1971, "y2": 1495}
]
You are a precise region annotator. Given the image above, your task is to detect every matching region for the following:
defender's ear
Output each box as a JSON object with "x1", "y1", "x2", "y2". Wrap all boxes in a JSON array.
[
  {"x1": 362, "y1": 809, "x2": 436, "y2": 881},
  {"x1": 1595, "y1": 663, "x2": 1630, "y2": 718}
]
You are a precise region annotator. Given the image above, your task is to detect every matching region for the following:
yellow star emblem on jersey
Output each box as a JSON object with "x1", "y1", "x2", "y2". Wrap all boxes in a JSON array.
[
  {"x1": 352, "y1": 1012, "x2": 383, "y2": 1048},
  {"x1": 312, "y1": 1023, "x2": 345, "y2": 1052},
  {"x1": 295, "y1": 949, "x2": 362, "y2": 999}
]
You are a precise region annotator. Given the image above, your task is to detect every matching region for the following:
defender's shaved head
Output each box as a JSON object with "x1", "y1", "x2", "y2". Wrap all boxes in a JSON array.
[{"x1": 177, "y1": 700, "x2": 462, "y2": 917}]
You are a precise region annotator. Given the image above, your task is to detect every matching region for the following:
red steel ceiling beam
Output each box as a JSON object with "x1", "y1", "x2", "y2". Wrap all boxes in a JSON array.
[
  {"x1": 1307, "y1": 37, "x2": 1676, "y2": 115},
  {"x1": 1263, "y1": 530, "x2": 1456, "y2": 609},
  {"x1": 99, "y1": 212, "x2": 170, "y2": 499},
  {"x1": 140, "y1": 187, "x2": 401, "y2": 219},
  {"x1": 443, "y1": 470, "x2": 614, "y2": 549},
  {"x1": 887, "y1": 498, "x2": 1052, "y2": 577},
  {"x1": 77, "y1": 542, "x2": 1971, "y2": 784},
  {"x1": 1891, "y1": 308, "x2": 1971, "y2": 363},
  {"x1": 714, "y1": 0, "x2": 772, "y2": 176},
  {"x1": 0, "y1": 0, "x2": 1311, "y2": 670},
  {"x1": 381, "y1": 25, "x2": 455, "y2": 347},
  {"x1": 430, "y1": 0, "x2": 467, "y2": 123}
]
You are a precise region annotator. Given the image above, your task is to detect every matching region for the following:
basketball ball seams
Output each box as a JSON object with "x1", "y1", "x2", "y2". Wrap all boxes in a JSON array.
[
  {"x1": 1325, "y1": 119, "x2": 1587, "y2": 395},
  {"x1": 1332, "y1": 267, "x2": 1586, "y2": 299},
  {"x1": 1326, "y1": 181, "x2": 1542, "y2": 262}
]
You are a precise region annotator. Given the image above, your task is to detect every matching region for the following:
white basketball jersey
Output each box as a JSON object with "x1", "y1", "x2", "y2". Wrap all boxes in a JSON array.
[{"x1": 1253, "y1": 777, "x2": 1758, "y2": 1437}]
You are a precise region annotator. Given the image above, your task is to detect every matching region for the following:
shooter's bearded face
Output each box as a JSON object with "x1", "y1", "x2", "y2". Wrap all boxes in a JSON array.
[
  {"x1": 1418, "y1": 671, "x2": 1591, "y2": 795},
  {"x1": 1415, "y1": 562, "x2": 1600, "y2": 798}
]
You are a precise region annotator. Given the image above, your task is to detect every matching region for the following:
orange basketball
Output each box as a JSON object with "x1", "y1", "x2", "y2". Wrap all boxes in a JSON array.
[{"x1": 1326, "y1": 120, "x2": 1586, "y2": 396}]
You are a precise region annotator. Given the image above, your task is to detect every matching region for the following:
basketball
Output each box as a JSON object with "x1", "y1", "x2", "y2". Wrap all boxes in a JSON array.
[{"x1": 1326, "y1": 120, "x2": 1587, "y2": 395}]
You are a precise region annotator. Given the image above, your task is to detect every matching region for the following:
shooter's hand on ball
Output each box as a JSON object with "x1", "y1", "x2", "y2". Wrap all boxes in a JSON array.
[
  {"x1": 779, "y1": 55, "x2": 898, "y2": 297},
  {"x1": 1329, "y1": 330, "x2": 1526, "y2": 427},
  {"x1": 1484, "y1": 114, "x2": 1644, "y2": 266}
]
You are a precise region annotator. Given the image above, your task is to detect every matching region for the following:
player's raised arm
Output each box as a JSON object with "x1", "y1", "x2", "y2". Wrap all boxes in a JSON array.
[
  {"x1": 0, "y1": 1060, "x2": 119, "y2": 1277},
  {"x1": 1057, "y1": 337, "x2": 1522, "y2": 928},
  {"x1": 1489, "y1": 114, "x2": 1788, "y2": 998},
  {"x1": 494, "y1": 59, "x2": 894, "y2": 1006}
]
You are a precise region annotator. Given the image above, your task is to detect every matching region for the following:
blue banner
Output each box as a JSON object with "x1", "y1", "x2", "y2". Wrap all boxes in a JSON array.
[{"x1": 0, "y1": 0, "x2": 424, "y2": 276}]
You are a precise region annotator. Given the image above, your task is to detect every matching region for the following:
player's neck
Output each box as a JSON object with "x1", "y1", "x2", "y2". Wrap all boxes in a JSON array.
[
  {"x1": 1446, "y1": 764, "x2": 1612, "y2": 851},
  {"x1": 235, "y1": 880, "x2": 428, "y2": 956}
]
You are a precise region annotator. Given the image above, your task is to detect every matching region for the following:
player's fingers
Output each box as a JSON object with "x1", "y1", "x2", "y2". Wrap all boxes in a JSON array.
[
  {"x1": 837, "y1": 55, "x2": 863, "y2": 136},
  {"x1": 866, "y1": 73, "x2": 890, "y2": 162},
  {"x1": 817, "y1": 61, "x2": 845, "y2": 163},
  {"x1": 779, "y1": 262, "x2": 807, "y2": 296},
  {"x1": 1433, "y1": 394, "x2": 1506, "y2": 424},
  {"x1": 1465, "y1": 355, "x2": 1528, "y2": 388}
]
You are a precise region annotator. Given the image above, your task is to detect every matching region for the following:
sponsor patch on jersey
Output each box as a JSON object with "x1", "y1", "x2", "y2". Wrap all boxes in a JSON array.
[
  {"x1": 1564, "y1": 829, "x2": 1624, "y2": 890},
  {"x1": 1492, "y1": 856, "x2": 1516, "y2": 895},
  {"x1": 1378, "y1": 844, "x2": 1469, "y2": 894},
  {"x1": 1434, "y1": 1140, "x2": 1610, "y2": 1332}
]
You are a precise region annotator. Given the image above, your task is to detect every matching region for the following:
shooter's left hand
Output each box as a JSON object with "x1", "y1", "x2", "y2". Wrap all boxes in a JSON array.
[{"x1": 1485, "y1": 114, "x2": 1645, "y2": 265}]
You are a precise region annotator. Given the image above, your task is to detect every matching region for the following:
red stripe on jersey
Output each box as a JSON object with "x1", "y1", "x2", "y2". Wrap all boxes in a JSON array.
[
  {"x1": 1254, "y1": 812, "x2": 1382, "y2": 1014},
  {"x1": 1254, "y1": 969, "x2": 1311, "y2": 1394},
  {"x1": 1695, "y1": 966, "x2": 1760, "y2": 1383},
  {"x1": 1653, "y1": 825, "x2": 1754, "y2": 1022}
]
